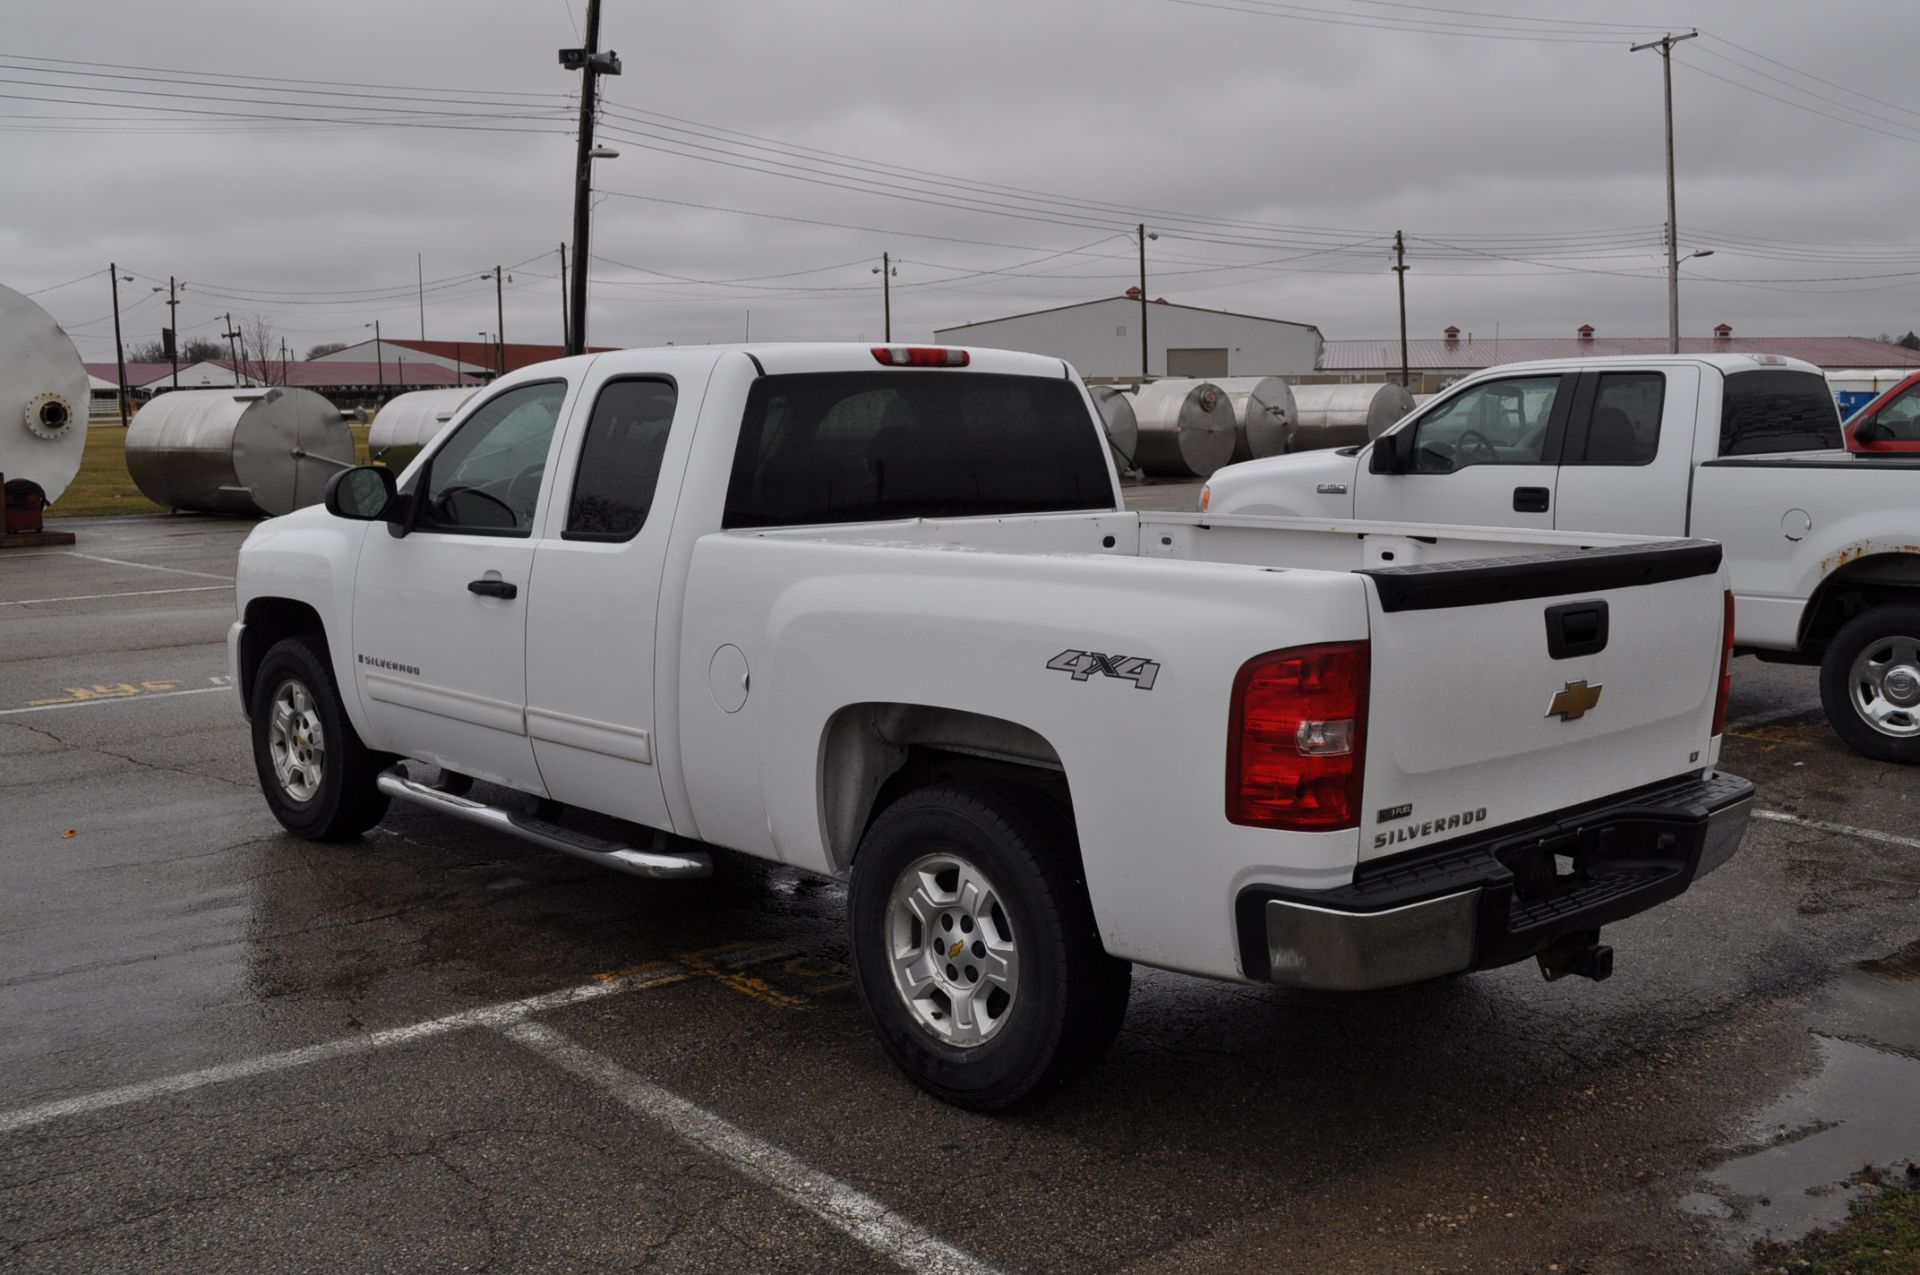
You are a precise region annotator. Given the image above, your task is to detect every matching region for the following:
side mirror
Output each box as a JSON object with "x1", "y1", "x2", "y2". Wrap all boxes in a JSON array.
[
  {"x1": 1854, "y1": 417, "x2": 1894, "y2": 443},
  {"x1": 1369, "y1": 431, "x2": 1409, "y2": 475},
  {"x1": 324, "y1": 465, "x2": 396, "y2": 521}
]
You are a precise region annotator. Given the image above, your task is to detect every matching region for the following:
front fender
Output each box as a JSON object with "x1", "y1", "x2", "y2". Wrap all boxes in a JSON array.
[{"x1": 234, "y1": 507, "x2": 375, "y2": 738}]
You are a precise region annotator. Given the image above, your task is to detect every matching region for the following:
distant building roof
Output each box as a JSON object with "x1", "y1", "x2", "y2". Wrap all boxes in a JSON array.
[
  {"x1": 936, "y1": 295, "x2": 1323, "y2": 338},
  {"x1": 310, "y1": 337, "x2": 615, "y2": 374},
  {"x1": 1322, "y1": 331, "x2": 1920, "y2": 372},
  {"x1": 88, "y1": 359, "x2": 477, "y2": 391}
]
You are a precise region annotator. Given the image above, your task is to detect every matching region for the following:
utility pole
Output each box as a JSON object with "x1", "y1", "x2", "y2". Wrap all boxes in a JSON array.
[
  {"x1": 366, "y1": 319, "x2": 384, "y2": 393},
  {"x1": 417, "y1": 253, "x2": 426, "y2": 340},
  {"x1": 872, "y1": 252, "x2": 895, "y2": 341},
  {"x1": 1392, "y1": 231, "x2": 1410, "y2": 389},
  {"x1": 222, "y1": 313, "x2": 242, "y2": 386},
  {"x1": 483, "y1": 267, "x2": 507, "y2": 373},
  {"x1": 1138, "y1": 224, "x2": 1150, "y2": 378},
  {"x1": 162, "y1": 277, "x2": 180, "y2": 389},
  {"x1": 279, "y1": 337, "x2": 289, "y2": 386},
  {"x1": 1632, "y1": 30, "x2": 1698, "y2": 354},
  {"x1": 558, "y1": 243, "x2": 570, "y2": 350},
  {"x1": 108, "y1": 264, "x2": 130, "y2": 427},
  {"x1": 561, "y1": 0, "x2": 621, "y2": 357}
]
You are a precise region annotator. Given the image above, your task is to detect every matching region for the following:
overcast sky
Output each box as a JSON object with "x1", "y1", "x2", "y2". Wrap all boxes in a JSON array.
[{"x1": 9, "y1": 0, "x2": 1920, "y2": 363}]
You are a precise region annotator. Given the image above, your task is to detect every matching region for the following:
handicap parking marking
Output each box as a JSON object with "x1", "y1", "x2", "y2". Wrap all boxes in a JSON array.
[{"x1": 7, "y1": 675, "x2": 233, "y2": 715}]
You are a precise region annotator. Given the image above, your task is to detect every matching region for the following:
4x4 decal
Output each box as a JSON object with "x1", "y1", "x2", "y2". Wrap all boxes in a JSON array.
[{"x1": 1047, "y1": 649, "x2": 1160, "y2": 690}]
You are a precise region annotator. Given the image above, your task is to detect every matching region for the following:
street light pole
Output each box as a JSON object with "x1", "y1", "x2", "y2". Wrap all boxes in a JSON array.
[
  {"x1": 1632, "y1": 30, "x2": 1698, "y2": 354},
  {"x1": 1138, "y1": 224, "x2": 1150, "y2": 378},
  {"x1": 1392, "y1": 230, "x2": 1410, "y2": 390},
  {"x1": 558, "y1": 243, "x2": 570, "y2": 351},
  {"x1": 108, "y1": 264, "x2": 131, "y2": 427},
  {"x1": 561, "y1": 0, "x2": 620, "y2": 357}
]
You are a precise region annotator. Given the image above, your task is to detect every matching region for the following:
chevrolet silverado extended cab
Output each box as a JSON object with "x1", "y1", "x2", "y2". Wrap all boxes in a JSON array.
[
  {"x1": 230, "y1": 343, "x2": 1751, "y2": 1109},
  {"x1": 1203, "y1": 353, "x2": 1920, "y2": 763}
]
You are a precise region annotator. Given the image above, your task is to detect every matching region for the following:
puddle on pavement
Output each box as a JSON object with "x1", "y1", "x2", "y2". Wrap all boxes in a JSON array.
[{"x1": 1681, "y1": 945, "x2": 1920, "y2": 1249}]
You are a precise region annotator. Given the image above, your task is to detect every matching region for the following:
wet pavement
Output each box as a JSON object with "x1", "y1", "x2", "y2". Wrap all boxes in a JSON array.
[{"x1": 1, "y1": 508, "x2": 1915, "y2": 1273}]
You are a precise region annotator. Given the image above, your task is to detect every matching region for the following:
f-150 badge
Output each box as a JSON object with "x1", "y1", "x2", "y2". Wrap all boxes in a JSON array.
[
  {"x1": 1546, "y1": 679, "x2": 1603, "y2": 722},
  {"x1": 1047, "y1": 649, "x2": 1160, "y2": 690}
]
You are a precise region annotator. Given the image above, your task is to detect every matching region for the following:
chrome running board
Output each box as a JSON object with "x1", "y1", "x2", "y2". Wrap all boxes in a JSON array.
[{"x1": 376, "y1": 766, "x2": 712, "y2": 880}]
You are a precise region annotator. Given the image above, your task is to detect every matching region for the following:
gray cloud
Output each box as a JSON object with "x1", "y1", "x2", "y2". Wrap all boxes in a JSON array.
[{"x1": 10, "y1": 0, "x2": 1920, "y2": 363}]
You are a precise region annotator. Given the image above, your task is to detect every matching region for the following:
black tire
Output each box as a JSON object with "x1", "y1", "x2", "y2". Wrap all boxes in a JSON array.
[
  {"x1": 847, "y1": 781, "x2": 1130, "y2": 1111},
  {"x1": 1819, "y1": 605, "x2": 1920, "y2": 764},
  {"x1": 249, "y1": 635, "x2": 391, "y2": 839}
]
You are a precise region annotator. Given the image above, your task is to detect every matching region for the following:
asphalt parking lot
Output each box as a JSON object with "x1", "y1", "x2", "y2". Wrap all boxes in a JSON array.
[{"x1": 2, "y1": 503, "x2": 1916, "y2": 1274}]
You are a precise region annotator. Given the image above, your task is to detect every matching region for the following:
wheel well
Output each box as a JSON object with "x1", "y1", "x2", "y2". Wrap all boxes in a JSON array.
[
  {"x1": 1799, "y1": 552, "x2": 1920, "y2": 654},
  {"x1": 819, "y1": 703, "x2": 1073, "y2": 873},
  {"x1": 239, "y1": 598, "x2": 328, "y2": 711}
]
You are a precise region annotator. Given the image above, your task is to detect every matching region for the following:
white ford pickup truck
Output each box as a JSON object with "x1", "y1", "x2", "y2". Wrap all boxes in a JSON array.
[
  {"x1": 1202, "y1": 353, "x2": 1920, "y2": 763},
  {"x1": 230, "y1": 342, "x2": 1751, "y2": 1108}
]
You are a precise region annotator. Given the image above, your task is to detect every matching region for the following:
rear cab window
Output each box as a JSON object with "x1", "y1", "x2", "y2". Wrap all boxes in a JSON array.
[
  {"x1": 1719, "y1": 370, "x2": 1843, "y2": 456},
  {"x1": 1567, "y1": 371, "x2": 1664, "y2": 466},
  {"x1": 722, "y1": 371, "x2": 1113, "y2": 528}
]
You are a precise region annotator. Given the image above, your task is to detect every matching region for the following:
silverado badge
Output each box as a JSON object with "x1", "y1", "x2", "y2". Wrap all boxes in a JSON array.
[{"x1": 1546, "y1": 679, "x2": 1603, "y2": 722}]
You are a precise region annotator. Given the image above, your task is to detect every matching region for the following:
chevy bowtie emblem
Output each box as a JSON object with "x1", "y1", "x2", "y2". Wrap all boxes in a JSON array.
[
  {"x1": 949, "y1": 940, "x2": 966, "y2": 959},
  {"x1": 1546, "y1": 679, "x2": 1603, "y2": 722}
]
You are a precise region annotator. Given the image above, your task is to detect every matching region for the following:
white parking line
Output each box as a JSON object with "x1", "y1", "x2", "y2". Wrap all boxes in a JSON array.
[
  {"x1": 0, "y1": 948, "x2": 794, "y2": 1137},
  {"x1": 0, "y1": 685, "x2": 229, "y2": 716},
  {"x1": 504, "y1": 1021, "x2": 1003, "y2": 1275},
  {"x1": 0, "y1": 585, "x2": 229, "y2": 607},
  {"x1": 68, "y1": 552, "x2": 234, "y2": 582},
  {"x1": 1754, "y1": 809, "x2": 1920, "y2": 852}
]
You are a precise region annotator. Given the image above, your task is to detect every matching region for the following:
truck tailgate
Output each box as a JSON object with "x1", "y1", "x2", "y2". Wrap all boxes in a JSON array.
[{"x1": 1356, "y1": 540, "x2": 1725, "y2": 862}]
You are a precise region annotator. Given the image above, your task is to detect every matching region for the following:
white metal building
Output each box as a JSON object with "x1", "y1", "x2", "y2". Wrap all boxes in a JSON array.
[{"x1": 933, "y1": 296, "x2": 1323, "y2": 379}]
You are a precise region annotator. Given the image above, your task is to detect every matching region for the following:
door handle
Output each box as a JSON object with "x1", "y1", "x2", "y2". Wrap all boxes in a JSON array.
[
  {"x1": 1513, "y1": 486, "x2": 1550, "y2": 513},
  {"x1": 467, "y1": 578, "x2": 518, "y2": 600}
]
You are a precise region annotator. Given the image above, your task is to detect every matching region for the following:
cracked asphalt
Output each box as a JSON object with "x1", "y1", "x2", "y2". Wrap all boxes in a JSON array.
[{"x1": 1, "y1": 504, "x2": 1915, "y2": 1274}]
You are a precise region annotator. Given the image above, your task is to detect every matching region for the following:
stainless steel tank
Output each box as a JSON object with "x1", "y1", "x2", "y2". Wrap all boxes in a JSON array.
[
  {"x1": 369, "y1": 386, "x2": 477, "y2": 469},
  {"x1": 126, "y1": 386, "x2": 354, "y2": 517},
  {"x1": 1289, "y1": 382, "x2": 1418, "y2": 450},
  {"x1": 0, "y1": 282, "x2": 90, "y2": 503},
  {"x1": 1212, "y1": 376, "x2": 1297, "y2": 461},
  {"x1": 1128, "y1": 379, "x2": 1236, "y2": 478},
  {"x1": 1085, "y1": 384, "x2": 1140, "y2": 471}
]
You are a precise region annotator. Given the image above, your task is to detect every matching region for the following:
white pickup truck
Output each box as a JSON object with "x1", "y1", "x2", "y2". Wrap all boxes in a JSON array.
[
  {"x1": 230, "y1": 342, "x2": 1751, "y2": 1108},
  {"x1": 1202, "y1": 353, "x2": 1920, "y2": 763}
]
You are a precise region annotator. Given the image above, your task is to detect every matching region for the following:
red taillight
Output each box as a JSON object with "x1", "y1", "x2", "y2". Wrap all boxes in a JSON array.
[
  {"x1": 1227, "y1": 641, "x2": 1369, "y2": 830},
  {"x1": 871, "y1": 345, "x2": 969, "y2": 367},
  {"x1": 1711, "y1": 590, "x2": 1735, "y2": 736}
]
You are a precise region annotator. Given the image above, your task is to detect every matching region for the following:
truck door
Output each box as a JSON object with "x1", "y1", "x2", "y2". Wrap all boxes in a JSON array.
[
  {"x1": 521, "y1": 369, "x2": 694, "y2": 831},
  {"x1": 351, "y1": 379, "x2": 573, "y2": 791},
  {"x1": 1551, "y1": 367, "x2": 1697, "y2": 537},
  {"x1": 1354, "y1": 373, "x2": 1569, "y2": 529}
]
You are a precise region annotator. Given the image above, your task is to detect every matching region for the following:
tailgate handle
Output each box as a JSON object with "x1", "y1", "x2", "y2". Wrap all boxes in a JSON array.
[
  {"x1": 1545, "y1": 600, "x2": 1608, "y2": 659},
  {"x1": 1513, "y1": 486, "x2": 1551, "y2": 513}
]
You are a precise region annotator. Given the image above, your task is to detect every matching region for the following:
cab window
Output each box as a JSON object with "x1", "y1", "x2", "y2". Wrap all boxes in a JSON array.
[
  {"x1": 1409, "y1": 375, "x2": 1564, "y2": 473},
  {"x1": 1569, "y1": 371, "x2": 1664, "y2": 466},
  {"x1": 418, "y1": 381, "x2": 566, "y2": 535},
  {"x1": 564, "y1": 378, "x2": 678, "y2": 541},
  {"x1": 1719, "y1": 370, "x2": 1841, "y2": 455}
]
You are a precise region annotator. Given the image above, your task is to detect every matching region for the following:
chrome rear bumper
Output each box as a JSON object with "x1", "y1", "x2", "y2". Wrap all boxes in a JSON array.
[{"x1": 1243, "y1": 772, "x2": 1754, "y2": 991}]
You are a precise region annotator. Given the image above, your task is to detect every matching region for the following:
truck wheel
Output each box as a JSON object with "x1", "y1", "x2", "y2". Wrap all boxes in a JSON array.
[
  {"x1": 250, "y1": 636, "x2": 390, "y2": 839},
  {"x1": 1820, "y1": 606, "x2": 1920, "y2": 764},
  {"x1": 848, "y1": 781, "x2": 1130, "y2": 1111}
]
